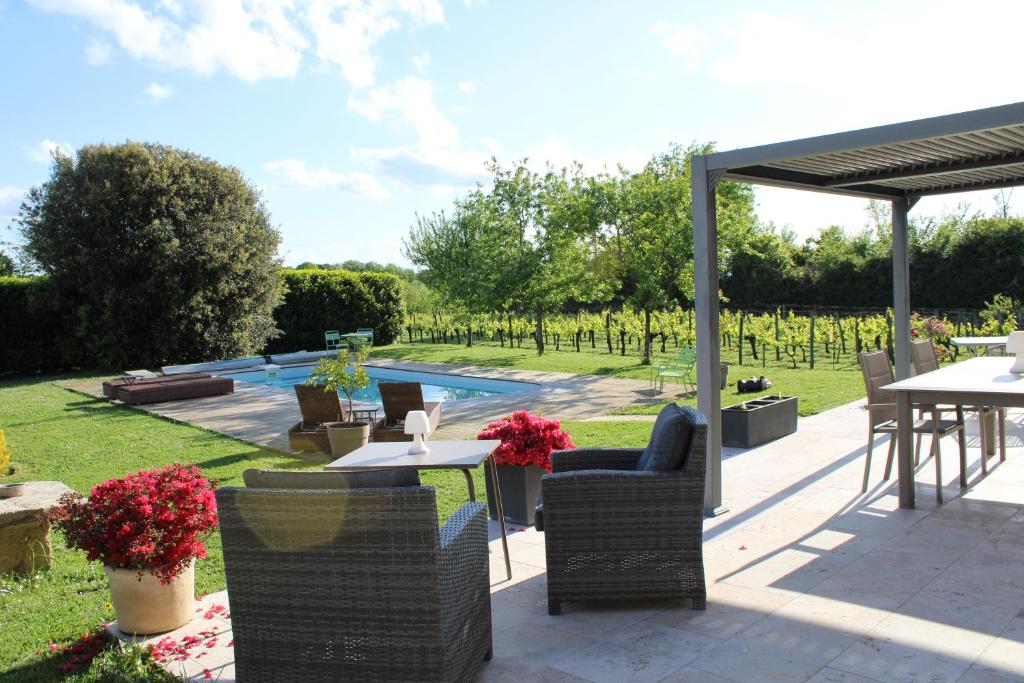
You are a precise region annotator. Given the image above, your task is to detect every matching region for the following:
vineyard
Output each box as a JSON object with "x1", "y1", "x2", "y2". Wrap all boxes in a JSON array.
[{"x1": 402, "y1": 305, "x2": 1020, "y2": 371}]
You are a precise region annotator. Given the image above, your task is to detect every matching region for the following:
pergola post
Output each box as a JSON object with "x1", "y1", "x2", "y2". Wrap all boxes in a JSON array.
[
  {"x1": 891, "y1": 197, "x2": 911, "y2": 380},
  {"x1": 691, "y1": 155, "x2": 726, "y2": 517}
]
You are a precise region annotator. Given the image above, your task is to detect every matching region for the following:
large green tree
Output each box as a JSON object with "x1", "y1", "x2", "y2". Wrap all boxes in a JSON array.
[
  {"x1": 608, "y1": 143, "x2": 756, "y2": 364},
  {"x1": 406, "y1": 160, "x2": 611, "y2": 353},
  {"x1": 18, "y1": 142, "x2": 283, "y2": 368}
]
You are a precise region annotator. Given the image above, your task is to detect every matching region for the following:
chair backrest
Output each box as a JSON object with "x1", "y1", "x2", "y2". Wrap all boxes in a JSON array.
[
  {"x1": 637, "y1": 404, "x2": 705, "y2": 473},
  {"x1": 910, "y1": 340, "x2": 939, "y2": 375},
  {"x1": 216, "y1": 485, "x2": 445, "y2": 679},
  {"x1": 678, "y1": 346, "x2": 696, "y2": 367},
  {"x1": 294, "y1": 383, "x2": 344, "y2": 426},
  {"x1": 858, "y1": 350, "x2": 895, "y2": 405},
  {"x1": 379, "y1": 382, "x2": 426, "y2": 426},
  {"x1": 325, "y1": 330, "x2": 342, "y2": 350}
]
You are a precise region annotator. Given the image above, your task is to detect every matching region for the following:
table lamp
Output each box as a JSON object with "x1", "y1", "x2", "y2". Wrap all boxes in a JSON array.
[
  {"x1": 404, "y1": 410, "x2": 431, "y2": 455},
  {"x1": 1007, "y1": 331, "x2": 1024, "y2": 373}
]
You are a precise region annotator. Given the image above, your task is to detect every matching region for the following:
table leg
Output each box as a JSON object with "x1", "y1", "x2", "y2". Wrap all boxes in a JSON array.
[
  {"x1": 462, "y1": 469, "x2": 476, "y2": 502},
  {"x1": 956, "y1": 406, "x2": 967, "y2": 489},
  {"x1": 897, "y1": 391, "x2": 915, "y2": 509},
  {"x1": 999, "y1": 408, "x2": 1007, "y2": 462},
  {"x1": 982, "y1": 409, "x2": 996, "y2": 457},
  {"x1": 487, "y1": 456, "x2": 512, "y2": 581}
]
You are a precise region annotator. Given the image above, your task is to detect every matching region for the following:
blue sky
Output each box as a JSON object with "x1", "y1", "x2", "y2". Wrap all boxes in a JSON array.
[{"x1": 3, "y1": 0, "x2": 1024, "y2": 266}]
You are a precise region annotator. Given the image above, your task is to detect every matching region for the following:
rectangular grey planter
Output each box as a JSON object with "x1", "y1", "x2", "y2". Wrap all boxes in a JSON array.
[
  {"x1": 722, "y1": 395, "x2": 798, "y2": 448},
  {"x1": 484, "y1": 464, "x2": 544, "y2": 527}
]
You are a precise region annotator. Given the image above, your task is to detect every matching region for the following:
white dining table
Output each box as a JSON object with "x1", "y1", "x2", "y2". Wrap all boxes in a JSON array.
[
  {"x1": 950, "y1": 336, "x2": 1008, "y2": 353},
  {"x1": 882, "y1": 356, "x2": 1023, "y2": 508}
]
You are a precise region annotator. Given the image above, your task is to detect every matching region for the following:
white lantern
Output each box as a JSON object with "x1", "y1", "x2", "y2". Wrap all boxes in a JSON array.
[
  {"x1": 1007, "y1": 331, "x2": 1024, "y2": 373},
  {"x1": 404, "y1": 410, "x2": 431, "y2": 455}
]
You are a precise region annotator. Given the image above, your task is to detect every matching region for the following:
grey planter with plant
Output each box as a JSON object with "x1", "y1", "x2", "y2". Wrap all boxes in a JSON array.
[{"x1": 722, "y1": 395, "x2": 798, "y2": 448}]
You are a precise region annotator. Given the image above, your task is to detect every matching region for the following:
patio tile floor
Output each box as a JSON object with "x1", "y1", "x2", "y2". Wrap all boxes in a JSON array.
[{"x1": 115, "y1": 398, "x2": 1024, "y2": 682}]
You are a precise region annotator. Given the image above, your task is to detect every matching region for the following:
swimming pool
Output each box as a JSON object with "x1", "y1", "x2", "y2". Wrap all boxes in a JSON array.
[{"x1": 227, "y1": 364, "x2": 538, "y2": 404}]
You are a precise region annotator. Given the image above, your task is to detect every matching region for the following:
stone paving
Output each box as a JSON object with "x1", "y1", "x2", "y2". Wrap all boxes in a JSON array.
[
  {"x1": 64, "y1": 358, "x2": 674, "y2": 450},
  {"x1": 119, "y1": 398, "x2": 1024, "y2": 683}
]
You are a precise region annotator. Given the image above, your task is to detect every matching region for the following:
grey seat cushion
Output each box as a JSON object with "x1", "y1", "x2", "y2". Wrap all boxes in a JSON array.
[
  {"x1": 636, "y1": 404, "x2": 694, "y2": 471},
  {"x1": 243, "y1": 468, "x2": 421, "y2": 489}
]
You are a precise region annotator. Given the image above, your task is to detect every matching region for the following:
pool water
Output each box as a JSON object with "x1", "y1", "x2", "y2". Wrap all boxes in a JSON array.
[{"x1": 227, "y1": 364, "x2": 537, "y2": 404}]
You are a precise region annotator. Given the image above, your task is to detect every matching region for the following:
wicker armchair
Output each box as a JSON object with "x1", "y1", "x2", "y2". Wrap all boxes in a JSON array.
[
  {"x1": 216, "y1": 484, "x2": 492, "y2": 682},
  {"x1": 536, "y1": 405, "x2": 708, "y2": 615}
]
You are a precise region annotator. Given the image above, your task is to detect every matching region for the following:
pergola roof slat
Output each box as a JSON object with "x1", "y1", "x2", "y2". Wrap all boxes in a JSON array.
[{"x1": 710, "y1": 103, "x2": 1024, "y2": 198}]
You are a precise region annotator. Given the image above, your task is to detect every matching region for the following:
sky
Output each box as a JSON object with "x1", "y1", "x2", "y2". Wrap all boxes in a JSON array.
[{"x1": 3, "y1": 0, "x2": 1024, "y2": 267}]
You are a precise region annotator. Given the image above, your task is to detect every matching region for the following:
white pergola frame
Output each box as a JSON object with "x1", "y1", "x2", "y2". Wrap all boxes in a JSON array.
[{"x1": 691, "y1": 102, "x2": 1024, "y2": 514}]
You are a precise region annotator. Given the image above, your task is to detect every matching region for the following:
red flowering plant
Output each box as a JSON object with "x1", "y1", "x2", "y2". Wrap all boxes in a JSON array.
[
  {"x1": 46, "y1": 464, "x2": 218, "y2": 583},
  {"x1": 477, "y1": 411, "x2": 574, "y2": 472}
]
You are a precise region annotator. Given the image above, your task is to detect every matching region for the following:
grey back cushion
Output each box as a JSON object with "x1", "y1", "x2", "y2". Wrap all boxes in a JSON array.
[
  {"x1": 637, "y1": 404, "x2": 694, "y2": 471},
  {"x1": 243, "y1": 468, "x2": 420, "y2": 489}
]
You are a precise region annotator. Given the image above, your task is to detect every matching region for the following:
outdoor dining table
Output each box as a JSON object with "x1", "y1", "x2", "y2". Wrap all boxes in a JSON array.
[
  {"x1": 883, "y1": 356, "x2": 1022, "y2": 509},
  {"x1": 950, "y1": 336, "x2": 1008, "y2": 354},
  {"x1": 323, "y1": 439, "x2": 512, "y2": 580}
]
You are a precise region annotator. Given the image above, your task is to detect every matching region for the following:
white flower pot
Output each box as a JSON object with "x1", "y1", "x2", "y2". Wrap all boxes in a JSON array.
[{"x1": 104, "y1": 560, "x2": 195, "y2": 635}]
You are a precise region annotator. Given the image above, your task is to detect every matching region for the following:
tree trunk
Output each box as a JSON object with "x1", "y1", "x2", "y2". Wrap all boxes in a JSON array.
[
  {"x1": 642, "y1": 308, "x2": 652, "y2": 365},
  {"x1": 536, "y1": 307, "x2": 545, "y2": 355},
  {"x1": 466, "y1": 325, "x2": 473, "y2": 347}
]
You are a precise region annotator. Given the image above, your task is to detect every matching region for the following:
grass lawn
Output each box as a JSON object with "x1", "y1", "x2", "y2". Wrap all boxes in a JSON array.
[
  {"x1": 371, "y1": 340, "x2": 867, "y2": 417},
  {"x1": 0, "y1": 375, "x2": 653, "y2": 681}
]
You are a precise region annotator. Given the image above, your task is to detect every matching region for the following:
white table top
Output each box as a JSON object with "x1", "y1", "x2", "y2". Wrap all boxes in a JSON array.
[
  {"x1": 950, "y1": 336, "x2": 1008, "y2": 348},
  {"x1": 883, "y1": 356, "x2": 1024, "y2": 395},
  {"x1": 324, "y1": 439, "x2": 502, "y2": 470}
]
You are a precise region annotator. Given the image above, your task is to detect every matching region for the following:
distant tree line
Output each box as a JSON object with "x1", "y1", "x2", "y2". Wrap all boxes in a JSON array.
[{"x1": 724, "y1": 204, "x2": 1024, "y2": 309}]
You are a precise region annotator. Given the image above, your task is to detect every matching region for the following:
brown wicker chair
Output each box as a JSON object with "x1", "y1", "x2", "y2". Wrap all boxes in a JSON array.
[
  {"x1": 294, "y1": 384, "x2": 346, "y2": 429},
  {"x1": 289, "y1": 384, "x2": 346, "y2": 455},
  {"x1": 858, "y1": 349, "x2": 966, "y2": 502},
  {"x1": 216, "y1": 483, "x2": 492, "y2": 682},
  {"x1": 373, "y1": 382, "x2": 442, "y2": 442}
]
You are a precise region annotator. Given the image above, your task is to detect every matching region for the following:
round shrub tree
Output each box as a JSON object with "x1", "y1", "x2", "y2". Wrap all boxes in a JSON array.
[{"x1": 18, "y1": 142, "x2": 282, "y2": 368}]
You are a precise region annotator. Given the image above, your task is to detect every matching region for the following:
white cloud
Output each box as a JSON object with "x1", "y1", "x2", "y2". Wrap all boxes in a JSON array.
[
  {"x1": 412, "y1": 50, "x2": 430, "y2": 73},
  {"x1": 144, "y1": 82, "x2": 173, "y2": 102},
  {"x1": 27, "y1": 139, "x2": 73, "y2": 163},
  {"x1": 0, "y1": 187, "x2": 26, "y2": 217},
  {"x1": 28, "y1": 0, "x2": 444, "y2": 86},
  {"x1": 522, "y1": 135, "x2": 648, "y2": 176},
  {"x1": 348, "y1": 75, "x2": 488, "y2": 185},
  {"x1": 84, "y1": 39, "x2": 112, "y2": 65},
  {"x1": 263, "y1": 158, "x2": 390, "y2": 200},
  {"x1": 650, "y1": 20, "x2": 707, "y2": 72},
  {"x1": 457, "y1": 79, "x2": 478, "y2": 94}
]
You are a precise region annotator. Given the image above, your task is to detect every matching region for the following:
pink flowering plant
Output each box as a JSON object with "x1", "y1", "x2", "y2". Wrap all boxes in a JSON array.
[
  {"x1": 46, "y1": 464, "x2": 218, "y2": 583},
  {"x1": 477, "y1": 410, "x2": 574, "y2": 472}
]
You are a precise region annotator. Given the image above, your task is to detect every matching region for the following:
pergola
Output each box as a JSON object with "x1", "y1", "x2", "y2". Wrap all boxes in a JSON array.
[{"x1": 691, "y1": 102, "x2": 1024, "y2": 514}]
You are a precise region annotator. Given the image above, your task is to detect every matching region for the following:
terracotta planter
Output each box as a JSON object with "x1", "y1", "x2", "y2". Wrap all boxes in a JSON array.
[
  {"x1": 484, "y1": 464, "x2": 545, "y2": 526},
  {"x1": 104, "y1": 560, "x2": 194, "y2": 635},
  {"x1": 327, "y1": 421, "x2": 370, "y2": 457}
]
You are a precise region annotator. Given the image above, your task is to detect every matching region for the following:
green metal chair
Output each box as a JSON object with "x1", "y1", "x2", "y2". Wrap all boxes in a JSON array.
[
  {"x1": 655, "y1": 346, "x2": 697, "y2": 392},
  {"x1": 324, "y1": 330, "x2": 342, "y2": 351}
]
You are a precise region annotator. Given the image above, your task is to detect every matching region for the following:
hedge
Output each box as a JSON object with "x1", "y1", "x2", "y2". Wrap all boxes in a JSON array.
[
  {"x1": 0, "y1": 269, "x2": 404, "y2": 375},
  {"x1": 0, "y1": 277, "x2": 74, "y2": 374},
  {"x1": 268, "y1": 269, "x2": 404, "y2": 354}
]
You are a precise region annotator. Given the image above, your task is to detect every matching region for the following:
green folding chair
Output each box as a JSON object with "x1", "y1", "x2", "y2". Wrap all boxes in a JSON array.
[
  {"x1": 656, "y1": 346, "x2": 696, "y2": 391},
  {"x1": 324, "y1": 330, "x2": 342, "y2": 351}
]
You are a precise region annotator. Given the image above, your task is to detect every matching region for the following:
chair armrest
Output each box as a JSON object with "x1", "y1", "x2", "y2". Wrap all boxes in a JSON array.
[
  {"x1": 439, "y1": 502, "x2": 490, "y2": 662},
  {"x1": 551, "y1": 448, "x2": 643, "y2": 473},
  {"x1": 440, "y1": 501, "x2": 487, "y2": 552}
]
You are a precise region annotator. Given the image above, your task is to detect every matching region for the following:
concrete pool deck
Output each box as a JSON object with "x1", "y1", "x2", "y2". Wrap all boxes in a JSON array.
[{"x1": 63, "y1": 358, "x2": 679, "y2": 453}]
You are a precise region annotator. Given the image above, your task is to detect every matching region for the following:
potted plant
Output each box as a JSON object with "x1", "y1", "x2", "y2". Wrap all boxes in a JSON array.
[
  {"x1": 307, "y1": 343, "x2": 372, "y2": 457},
  {"x1": 477, "y1": 411, "x2": 574, "y2": 526},
  {"x1": 0, "y1": 429, "x2": 22, "y2": 497},
  {"x1": 45, "y1": 464, "x2": 218, "y2": 635}
]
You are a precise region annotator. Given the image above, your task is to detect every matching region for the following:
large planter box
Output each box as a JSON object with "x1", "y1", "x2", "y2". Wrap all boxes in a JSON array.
[
  {"x1": 484, "y1": 464, "x2": 545, "y2": 527},
  {"x1": 722, "y1": 395, "x2": 798, "y2": 448}
]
